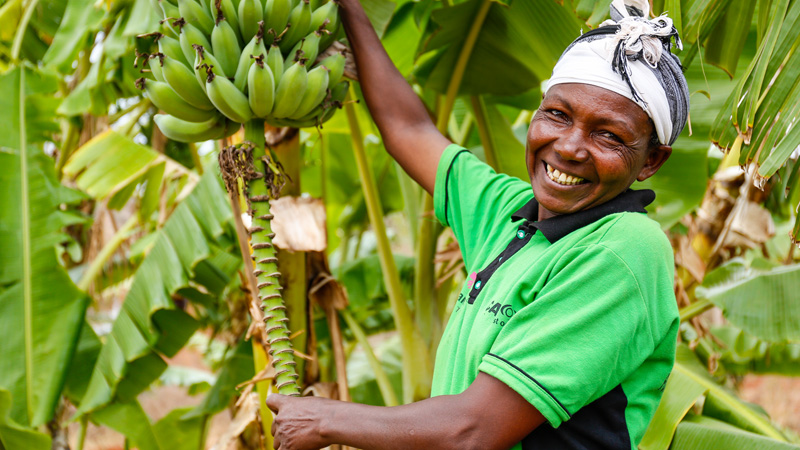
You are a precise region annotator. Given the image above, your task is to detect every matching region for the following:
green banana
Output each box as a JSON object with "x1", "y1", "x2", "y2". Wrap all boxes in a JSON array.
[
  {"x1": 206, "y1": 69, "x2": 253, "y2": 123},
  {"x1": 193, "y1": 44, "x2": 226, "y2": 91},
  {"x1": 233, "y1": 27, "x2": 267, "y2": 91},
  {"x1": 178, "y1": 0, "x2": 215, "y2": 35},
  {"x1": 137, "y1": 77, "x2": 218, "y2": 122},
  {"x1": 272, "y1": 59, "x2": 308, "y2": 118},
  {"x1": 329, "y1": 79, "x2": 349, "y2": 105},
  {"x1": 148, "y1": 53, "x2": 166, "y2": 82},
  {"x1": 162, "y1": 55, "x2": 215, "y2": 109},
  {"x1": 154, "y1": 113, "x2": 227, "y2": 142},
  {"x1": 238, "y1": 0, "x2": 263, "y2": 42},
  {"x1": 316, "y1": 1, "x2": 340, "y2": 49},
  {"x1": 211, "y1": 17, "x2": 241, "y2": 76},
  {"x1": 287, "y1": 29, "x2": 321, "y2": 67},
  {"x1": 289, "y1": 64, "x2": 328, "y2": 119},
  {"x1": 210, "y1": 0, "x2": 242, "y2": 44},
  {"x1": 263, "y1": 0, "x2": 292, "y2": 40},
  {"x1": 278, "y1": 0, "x2": 311, "y2": 54},
  {"x1": 309, "y1": 0, "x2": 337, "y2": 34},
  {"x1": 158, "y1": 34, "x2": 190, "y2": 67},
  {"x1": 247, "y1": 56, "x2": 276, "y2": 117},
  {"x1": 157, "y1": 1, "x2": 181, "y2": 38},
  {"x1": 266, "y1": 44, "x2": 284, "y2": 85},
  {"x1": 317, "y1": 51, "x2": 344, "y2": 86},
  {"x1": 179, "y1": 20, "x2": 213, "y2": 66},
  {"x1": 159, "y1": 0, "x2": 181, "y2": 19}
]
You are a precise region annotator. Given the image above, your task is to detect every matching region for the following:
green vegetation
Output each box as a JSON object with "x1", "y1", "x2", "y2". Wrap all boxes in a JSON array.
[{"x1": 0, "y1": 0, "x2": 798, "y2": 449}]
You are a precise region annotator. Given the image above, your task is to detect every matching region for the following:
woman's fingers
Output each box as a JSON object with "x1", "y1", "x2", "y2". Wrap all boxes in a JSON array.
[{"x1": 266, "y1": 393, "x2": 284, "y2": 413}]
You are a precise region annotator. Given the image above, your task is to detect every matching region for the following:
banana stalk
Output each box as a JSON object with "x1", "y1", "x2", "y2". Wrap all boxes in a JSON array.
[{"x1": 238, "y1": 119, "x2": 301, "y2": 396}]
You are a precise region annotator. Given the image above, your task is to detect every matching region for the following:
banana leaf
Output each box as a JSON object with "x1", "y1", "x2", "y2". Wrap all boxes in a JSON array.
[
  {"x1": 42, "y1": 0, "x2": 105, "y2": 73},
  {"x1": 696, "y1": 262, "x2": 800, "y2": 342},
  {"x1": 674, "y1": 344, "x2": 787, "y2": 441},
  {"x1": 416, "y1": 0, "x2": 584, "y2": 97},
  {"x1": 672, "y1": 415, "x2": 800, "y2": 450},
  {"x1": 64, "y1": 129, "x2": 200, "y2": 226},
  {"x1": 74, "y1": 171, "x2": 236, "y2": 416},
  {"x1": 639, "y1": 355, "x2": 707, "y2": 450},
  {"x1": 185, "y1": 340, "x2": 254, "y2": 418},
  {"x1": 713, "y1": 326, "x2": 800, "y2": 376},
  {"x1": 0, "y1": 389, "x2": 50, "y2": 450},
  {"x1": 0, "y1": 67, "x2": 89, "y2": 428}
]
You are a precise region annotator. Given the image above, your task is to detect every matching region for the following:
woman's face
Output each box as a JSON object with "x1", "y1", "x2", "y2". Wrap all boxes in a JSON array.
[{"x1": 526, "y1": 83, "x2": 671, "y2": 220}]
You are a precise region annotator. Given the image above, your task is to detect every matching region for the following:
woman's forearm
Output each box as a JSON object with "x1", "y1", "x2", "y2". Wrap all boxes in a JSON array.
[
  {"x1": 320, "y1": 395, "x2": 469, "y2": 450},
  {"x1": 338, "y1": 0, "x2": 449, "y2": 193}
]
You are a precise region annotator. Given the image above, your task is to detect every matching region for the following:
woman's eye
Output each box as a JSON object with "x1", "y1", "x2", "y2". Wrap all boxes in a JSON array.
[
  {"x1": 547, "y1": 109, "x2": 565, "y2": 118},
  {"x1": 598, "y1": 131, "x2": 623, "y2": 143}
]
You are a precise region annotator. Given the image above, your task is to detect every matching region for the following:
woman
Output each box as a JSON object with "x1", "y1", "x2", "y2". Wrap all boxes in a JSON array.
[{"x1": 267, "y1": 0, "x2": 689, "y2": 449}]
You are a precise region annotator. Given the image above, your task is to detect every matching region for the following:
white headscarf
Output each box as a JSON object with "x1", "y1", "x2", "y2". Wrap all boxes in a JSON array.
[{"x1": 545, "y1": 0, "x2": 690, "y2": 146}]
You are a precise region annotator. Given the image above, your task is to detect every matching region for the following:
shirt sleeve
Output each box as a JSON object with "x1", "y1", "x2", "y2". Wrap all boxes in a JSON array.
[
  {"x1": 477, "y1": 243, "x2": 656, "y2": 428},
  {"x1": 433, "y1": 144, "x2": 531, "y2": 266}
]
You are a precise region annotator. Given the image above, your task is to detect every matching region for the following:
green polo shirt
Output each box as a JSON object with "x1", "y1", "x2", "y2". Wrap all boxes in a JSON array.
[{"x1": 431, "y1": 144, "x2": 679, "y2": 449}]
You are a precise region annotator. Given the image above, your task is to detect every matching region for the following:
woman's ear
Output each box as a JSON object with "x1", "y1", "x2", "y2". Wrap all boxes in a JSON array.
[{"x1": 636, "y1": 145, "x2": 672, "y2": 182}]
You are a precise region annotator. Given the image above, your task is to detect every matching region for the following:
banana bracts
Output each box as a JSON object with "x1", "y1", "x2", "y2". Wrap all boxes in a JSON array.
[{"x1": 140, "y1": 0, "x2": 345, "y2": 143}]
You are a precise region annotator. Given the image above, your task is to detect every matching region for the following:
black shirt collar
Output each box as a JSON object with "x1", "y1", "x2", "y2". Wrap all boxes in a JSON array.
[{"x1": 510, "y1": 189, "x2": 655, "y2": 243}]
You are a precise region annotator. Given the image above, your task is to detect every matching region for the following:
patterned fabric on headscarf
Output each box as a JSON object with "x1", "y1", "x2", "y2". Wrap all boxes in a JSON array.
[{"x1": 545, "y1": 0, "x2": 690, "y2": 146}]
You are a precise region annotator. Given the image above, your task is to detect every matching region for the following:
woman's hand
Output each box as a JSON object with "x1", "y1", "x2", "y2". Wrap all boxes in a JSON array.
[{"x1": 266, "y1": 394, "x2": 336, "y2": 450}]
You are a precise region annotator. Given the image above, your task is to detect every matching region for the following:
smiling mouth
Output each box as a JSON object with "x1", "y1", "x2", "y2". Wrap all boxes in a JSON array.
[{"x1": 544, "y1": 162, "x2": 588, "y2": 186}]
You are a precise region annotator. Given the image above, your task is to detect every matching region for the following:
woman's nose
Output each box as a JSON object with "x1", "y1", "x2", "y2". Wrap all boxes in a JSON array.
[{"x1": 553, "y1": 127, "x2": 590, "y2": 162}]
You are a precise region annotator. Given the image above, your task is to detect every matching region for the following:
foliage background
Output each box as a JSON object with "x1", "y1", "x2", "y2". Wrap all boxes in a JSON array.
[{"x1": 0, "y1": 0, "x2": 799, "y2": 449}]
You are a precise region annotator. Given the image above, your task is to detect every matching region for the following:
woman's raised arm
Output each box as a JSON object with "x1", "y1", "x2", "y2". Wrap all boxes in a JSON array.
[{"x1": 338, "y1": 0, "x2": 451, "y2": 194}]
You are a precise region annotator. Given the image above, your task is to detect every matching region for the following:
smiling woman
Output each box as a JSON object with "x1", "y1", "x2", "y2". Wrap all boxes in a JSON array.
[
  {"x1": 527, "y1": 83, "x2": 672, "y2": 220},
  {"x1": 266, "y1": 0, "x2": 689, "y2": 449}
]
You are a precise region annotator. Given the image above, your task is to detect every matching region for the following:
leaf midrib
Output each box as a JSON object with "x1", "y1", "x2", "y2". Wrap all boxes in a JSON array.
[{"x1": 19, "y1": 68, "x2": 34, "y2": 423}]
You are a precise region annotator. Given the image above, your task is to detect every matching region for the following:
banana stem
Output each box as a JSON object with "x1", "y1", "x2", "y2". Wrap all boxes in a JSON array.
[
  {"x1": 341, "y1": 309, "x2": 399, "y2": 407},
  {"x1": 344, "y1": 93, "x2": 431, "y2": 403},
  {"x1": 679, "y1": 297, "x2": 714, "y2": 322},
  {"x1": 470, "y1": 95, "x2": 499, "y2": 171},
  {"x1": 244, "y1": 119, "x2": 300, "y2": 396},
  {"x1": 11, "y1": 0, "x2": 40, "y2": 61}
]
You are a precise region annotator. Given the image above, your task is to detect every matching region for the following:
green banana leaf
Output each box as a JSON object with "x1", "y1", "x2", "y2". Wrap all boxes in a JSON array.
[
  {"x1": 469, "y1": 96, "x2": 529, "y2": 181},
  {"x1": 696, "y1": 262, "x2": 800, "y2": 342},
  {"x1": 0, "y1": 389, "x2": 50, "y2": 450},
  {"x1": 703, "y1": 0, "x2": 756, "y2": 77},
  {"x1": 641, "y1": 343, "x2": 789, "y2": 449},
  {"x1": 417, "y1": 0, "x2": 584, "y2": 97},
  {"x1": 672, "y1": 415, "x2": 800, "y2": 450},
  {"x1": 0, "y1": 67, "x2": 89, "y2": 428},
  {"x1": 92, "y1": 402, "x2": 206, "y2": 450},
  {"x1": 92, "y1": 400, "x2": 161, "y2": 450},
  {"x1": 185, "y1": 339, "x2": 254, "y2": 419},
  {"x1": 42, "y1": 0, "x2": 105, "y2": 73},
  {"x1": 152, "y1": 407, "x2": 206, "y2": 450},
  {"x1": 639, "y1": 355, "x2": 707, "y2": 450},
  {"x1": 63, "y1": 129, "x2": 193, "y2": 222},
  {"x1": 713, "y1": 326, "x2": 800, "y2": 376},
  {"x1": 74, "y1": 171, "x2": 237, "y2": 416}
]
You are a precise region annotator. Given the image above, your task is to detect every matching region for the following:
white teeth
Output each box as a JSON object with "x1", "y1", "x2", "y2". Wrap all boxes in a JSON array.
[{"x1": 545, "y1": 163, "x2": 585, "y2": 185}]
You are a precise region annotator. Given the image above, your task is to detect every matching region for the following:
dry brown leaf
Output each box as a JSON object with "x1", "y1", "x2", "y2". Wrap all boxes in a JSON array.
[
  {"x1": 271, "y1": 196, "x2": 327, "y2": 252},
  {"x1": 210, "y1": 393, "x2": 260, "y2": 450}
]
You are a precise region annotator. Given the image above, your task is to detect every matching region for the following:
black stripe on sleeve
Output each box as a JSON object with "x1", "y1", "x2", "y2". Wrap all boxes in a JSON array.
[
  {"x1": 443, "y1": 149, "x2": 470, "y2": 227},
  {"x1": 487, "y1": 353, "x2": 572, "y2": 418}
]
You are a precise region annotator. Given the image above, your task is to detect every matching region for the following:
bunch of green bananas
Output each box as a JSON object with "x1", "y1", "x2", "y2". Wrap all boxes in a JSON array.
[{"x1": 139, "y1": 0, "x2": 349, "y2": 142}]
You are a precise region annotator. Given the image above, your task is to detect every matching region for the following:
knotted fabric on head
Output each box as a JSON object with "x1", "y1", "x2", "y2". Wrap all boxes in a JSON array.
[{"x1": 544, "y1": 0, "x2": 690, "y2": 146}]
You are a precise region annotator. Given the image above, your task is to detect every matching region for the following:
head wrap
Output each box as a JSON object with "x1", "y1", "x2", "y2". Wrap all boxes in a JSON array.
[{"x1": 544, "y1": 0, "x2": 690, "y2": 146}]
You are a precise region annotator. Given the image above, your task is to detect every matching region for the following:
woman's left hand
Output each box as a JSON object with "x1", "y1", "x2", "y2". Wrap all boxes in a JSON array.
[{"x1": 266, "y1": 393, "x2": 334, "y2": 450}]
